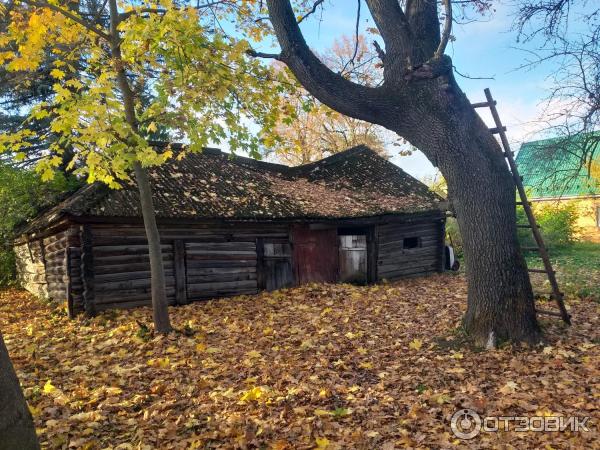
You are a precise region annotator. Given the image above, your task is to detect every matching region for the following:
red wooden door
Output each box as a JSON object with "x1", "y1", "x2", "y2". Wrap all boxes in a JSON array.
[{"x1": 292, "y1": 226, "x2": 339, "y2": 285}]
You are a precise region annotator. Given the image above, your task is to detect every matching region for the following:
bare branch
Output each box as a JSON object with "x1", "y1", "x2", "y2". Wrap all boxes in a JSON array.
[
  {"x1": 246, "y1": 49, "x2": 282, "y2": 60},
  {"x1": 373, "y1": 40, "x2": 386, "y2": 61},
  {"x1": 266, "y1": 0, "x2": 388, "y2": 125},
  {"x1": 434, "y1": 0, "x2": 452, "y2": 59},
  {"x1": 340, "y1": 0, "x2": 361, "y2": 75},
  {"x1": 297, "y1": 0, "x2": 325, "y2": 23}
]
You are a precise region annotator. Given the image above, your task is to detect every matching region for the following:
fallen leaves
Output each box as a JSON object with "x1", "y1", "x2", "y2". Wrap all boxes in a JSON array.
[{"x1": 1, "y1": 273, "x2": 598, "y2": 449}]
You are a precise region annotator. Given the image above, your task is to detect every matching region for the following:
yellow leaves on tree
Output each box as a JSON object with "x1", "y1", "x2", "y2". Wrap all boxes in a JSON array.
[{"x1": 0, "y1": 0, "x2": 287, "y2": 189}]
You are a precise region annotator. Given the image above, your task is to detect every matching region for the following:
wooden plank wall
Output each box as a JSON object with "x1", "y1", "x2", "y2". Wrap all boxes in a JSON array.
[
  {"x1": 185, "y1": 241, "x2": 258, "y2": 300},
  {"x1": 376, "y1": 219, "x2": 445, "y2": 281},
  {"x1": 87, "y1": 223, "x2": 290, "y2": 311}
]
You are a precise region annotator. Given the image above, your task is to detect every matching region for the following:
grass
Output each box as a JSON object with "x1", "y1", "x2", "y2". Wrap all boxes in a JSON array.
[{"x1": 525, "y1": 241, "x2": 600, "y2": 303}]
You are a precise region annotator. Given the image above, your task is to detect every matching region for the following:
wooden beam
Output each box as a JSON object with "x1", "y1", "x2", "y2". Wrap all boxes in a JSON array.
[
  {"x1": 173, "y1": 240, "x2": 188, "y2": 305},
  {"x1": 80, "y1": 225, "x2": 96, "y2": 316},
  {"x1": 256, "y1": 237, "x2": 266, "y2": 290}
]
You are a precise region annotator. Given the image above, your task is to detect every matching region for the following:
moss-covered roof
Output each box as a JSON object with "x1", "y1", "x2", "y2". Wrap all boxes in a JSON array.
[
  {"x1": 21, "y1": 145, "x2": 445, "y2": 233},
  {"x1": 516, "y1": 134, "x2": 600, "y2": 199}
]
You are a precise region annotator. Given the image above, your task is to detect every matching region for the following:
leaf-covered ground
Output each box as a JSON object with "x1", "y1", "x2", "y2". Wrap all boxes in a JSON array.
[{"x1": 1, "y1": 274, "x2": 598, "y2": 449}]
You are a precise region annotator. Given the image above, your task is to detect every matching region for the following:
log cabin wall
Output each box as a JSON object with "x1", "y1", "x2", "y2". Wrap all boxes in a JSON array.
[
  {"x1": 85, "y1": 222, "x2": 291, "y2": 312},
  {"x1": 15, "y1": 225, "x2": 80, "y2": 307},
  {"x1": 376, "y1": 218, "x2": 445, "y2": 281}
]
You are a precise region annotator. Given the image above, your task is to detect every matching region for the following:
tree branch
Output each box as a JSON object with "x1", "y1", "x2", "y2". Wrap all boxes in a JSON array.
[
  {"x1": 404, "y1": 0, "x2": 441, "y2": 61},
  {"x1": 266, "y1": 0, "x2": 387, "y2": 124},
  {"x1": 297, "y1": 0, "x2": 325, "y2": 23},
  {"x1": 23, "y1": 0, "x2": 111, "y2": 41},
  {"x1": 364, "y1": 0, "x2": 416, "y2": 75},
  {"x1": 246, "y1": 49, "x2": 282, "y2": 60},
  {"x1": 435, "y1": 0, "x2": 452, "y2": 59}
]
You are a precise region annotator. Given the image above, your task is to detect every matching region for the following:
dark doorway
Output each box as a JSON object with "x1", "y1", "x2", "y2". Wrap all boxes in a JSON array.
[{"x1": 292, "y1": 226, "x2": 339, "y2": 285}]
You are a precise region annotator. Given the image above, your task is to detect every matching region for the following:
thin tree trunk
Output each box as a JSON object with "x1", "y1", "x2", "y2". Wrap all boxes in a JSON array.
[
  {"x1": 0, "y1": 332, "x2": 39, "y2": 450},
  {"x1": 108, "y1": 0, "x2": 172, "y2": 333},
  {"x1": 132, "y1": 161, "x2": 172, "y2": 333}
]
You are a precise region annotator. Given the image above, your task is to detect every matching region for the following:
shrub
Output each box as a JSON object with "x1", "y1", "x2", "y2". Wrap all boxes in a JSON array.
[
  {"x1": 445, "y1": 217, "x2": 463, "y2": 257},
  {"x1": 517, "y1": 203, "x2": 579, "y2": 249},
  {"x1": 0, "y1": 164, "x2": 80, "y2": 286}
]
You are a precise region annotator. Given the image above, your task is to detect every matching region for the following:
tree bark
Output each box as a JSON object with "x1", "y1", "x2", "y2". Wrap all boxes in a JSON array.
[
  {"x1": 132, "y1": 161, "x2": 172, "y2": 333},
  {"x1": 266, "y1": 0, "x2": 541, "y2": 346},
  {"x1": 394, "y1": 84, "x2": 541, "y2": 346},
  {"x1": 0, "y1": 332, "x2": 40, "y2": 450},
  {"x1": 108, "y1": 0, "x2": 172, "y2": 333}
]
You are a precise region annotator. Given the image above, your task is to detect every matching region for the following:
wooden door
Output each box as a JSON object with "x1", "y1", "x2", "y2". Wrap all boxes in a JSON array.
[
  {"x1": 257, "y1": 238, "x2": 294, "y2": 291},
  {"x1": 292, "y1": 226, "x2": 339, "y2": 285},
  {"x1": 338, "y1": 235, "x2": 367, "y2": 284}
]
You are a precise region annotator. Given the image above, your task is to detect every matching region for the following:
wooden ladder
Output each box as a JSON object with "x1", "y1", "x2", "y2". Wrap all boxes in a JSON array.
[{"x1": 471, "y1": 88, "x2": 571, "y2": 325}]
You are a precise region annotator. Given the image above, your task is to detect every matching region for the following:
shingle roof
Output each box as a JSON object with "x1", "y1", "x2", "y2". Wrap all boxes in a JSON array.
[
  {"x1": 20, "y1": 145, "x2": 445, "y2": 233},
  {"x1": 516, "y1": 134, "x2": 600, "y2": 199}
]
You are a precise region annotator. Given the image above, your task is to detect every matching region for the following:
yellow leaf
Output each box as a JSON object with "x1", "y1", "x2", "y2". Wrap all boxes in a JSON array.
[
  {"x1": 240, "y1": 386, "x2": 263, "y2": 402},
  {"x1": 147, "y1": 357, "x2": 170, "y2": 368},
  {"x1": 246, "y1": 350, "x2": 261, "y2": 359},
  {"x1": 43, "y1": 380, "x2": 56, "y2": 394},
  {"x1": 165, "y1": 346, "x2": 178, "y2": 354},
  {"x1": 195, "y1": 342, "x2": 207, "y2": 353},
  {"x1": 409, "y1": 339, "x2": 423, "y2": 351},
  {"x1": 314, "y1": 409, "x2": 333, "y2": 416},
  {"x1": 50, "y1": 68, "x2": 65, "y2": 79},
  {"x1": 359, "y1": 361, "x2": 373, "y2": 369},
  {"x1": 450, "y1": 352, "x2": 463, "y2": 359},
  {"x1": 315, "y1": 437, "x2": 330, "y2": 449},
  {"x1": 147, "y1": 121, "x2": 158, "y2": 132}
]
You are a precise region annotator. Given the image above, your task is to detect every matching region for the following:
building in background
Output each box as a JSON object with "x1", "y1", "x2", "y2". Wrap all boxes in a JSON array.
[
  {"x1": 516, "y1": 135, "x2": 600, "y2": 242},
  {"x1": 14, "y1": 146, "x2": 447, "y2": 317}
]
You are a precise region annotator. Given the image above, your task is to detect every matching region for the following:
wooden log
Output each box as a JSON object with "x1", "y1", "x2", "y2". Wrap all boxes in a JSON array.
[
  {"x1": 173, "y1": 240, "x2": 187, "y2": 305},
  {"x1": 187, "y1": 272, "x2": 257, "y2": 284},
  {"x1": 187, "y1": 280, "x2": 257, "y2": 294},
  {"x1": 80, "y1": 225, "x2": 96, "y2": 316},
  {"x1": 186, "y1": 267, "x2": 256, "y2": 276},
  {"x1": 256, "y1": 237, "x2": 265, "y2": 290},
  {"x1": 94, "y1": 261, "x2": 173, "y2": 275}
]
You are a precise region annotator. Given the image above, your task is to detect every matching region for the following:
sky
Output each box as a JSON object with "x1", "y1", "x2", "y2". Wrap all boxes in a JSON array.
[{"x1": 256, "y1": 0, "x2": 585, "y2": 180}]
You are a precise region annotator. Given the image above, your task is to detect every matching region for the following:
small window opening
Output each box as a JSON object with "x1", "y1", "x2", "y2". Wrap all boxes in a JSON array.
[{"x1": 403, "y1": 236, "x2": 421, "y2": 249}]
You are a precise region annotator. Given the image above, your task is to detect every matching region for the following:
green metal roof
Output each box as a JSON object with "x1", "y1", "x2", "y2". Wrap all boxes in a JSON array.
[{"x1": 515, "y1": 134, "x2": 600, "y2": 199}]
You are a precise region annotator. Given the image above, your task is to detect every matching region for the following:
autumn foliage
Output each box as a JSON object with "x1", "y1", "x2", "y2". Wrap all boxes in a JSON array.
[{"x1": 2, "y1": 274, "x2": 598, "y2": 448}]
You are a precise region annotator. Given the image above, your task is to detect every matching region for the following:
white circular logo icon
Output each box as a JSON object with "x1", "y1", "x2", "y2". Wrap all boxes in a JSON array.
[{"x1": 451, "y1": 409, "x2": 482, "y2": 439}]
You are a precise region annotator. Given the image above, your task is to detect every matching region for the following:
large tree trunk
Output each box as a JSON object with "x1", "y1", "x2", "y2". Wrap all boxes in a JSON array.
[
  {"x1": 265, "y1": 0, "x2": 542, "y2": 346},
  {"x1": 0, "y1": 332, "x2": 39, "y2": 450},
  {"x1": 393, "y1": 85, "x2": 541, "y2": 346}
]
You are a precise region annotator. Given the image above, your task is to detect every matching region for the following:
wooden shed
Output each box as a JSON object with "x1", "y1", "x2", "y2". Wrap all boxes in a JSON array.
[{"x1": 14, "y1": 145, "x2": 447, "y2": 317}]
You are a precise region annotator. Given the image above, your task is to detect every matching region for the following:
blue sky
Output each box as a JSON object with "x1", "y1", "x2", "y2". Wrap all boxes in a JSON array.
[{"x1": 258, "y1": 0, "x2": 586, "y2": 179}]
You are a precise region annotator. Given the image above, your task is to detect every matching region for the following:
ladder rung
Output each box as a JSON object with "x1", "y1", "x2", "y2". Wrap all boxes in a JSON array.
[
  {"x1": 516, "y1": 224, "x2": 533, "y2": 228},
  {"x1": 489, "y1": 126, "x2": 507, "y2": 134},
  {"x1": 471, "y1": 100, "x2": 497, "y2": 108},
  {"x1": 516, "y1": 201, "x2": 531, "y2": 206},
  {"x1": 536, "y1": 308, "x2": 566, "y2": 318},
  {"x1": 528, "y1": 268, "x2": 554, "y2": 274}
]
